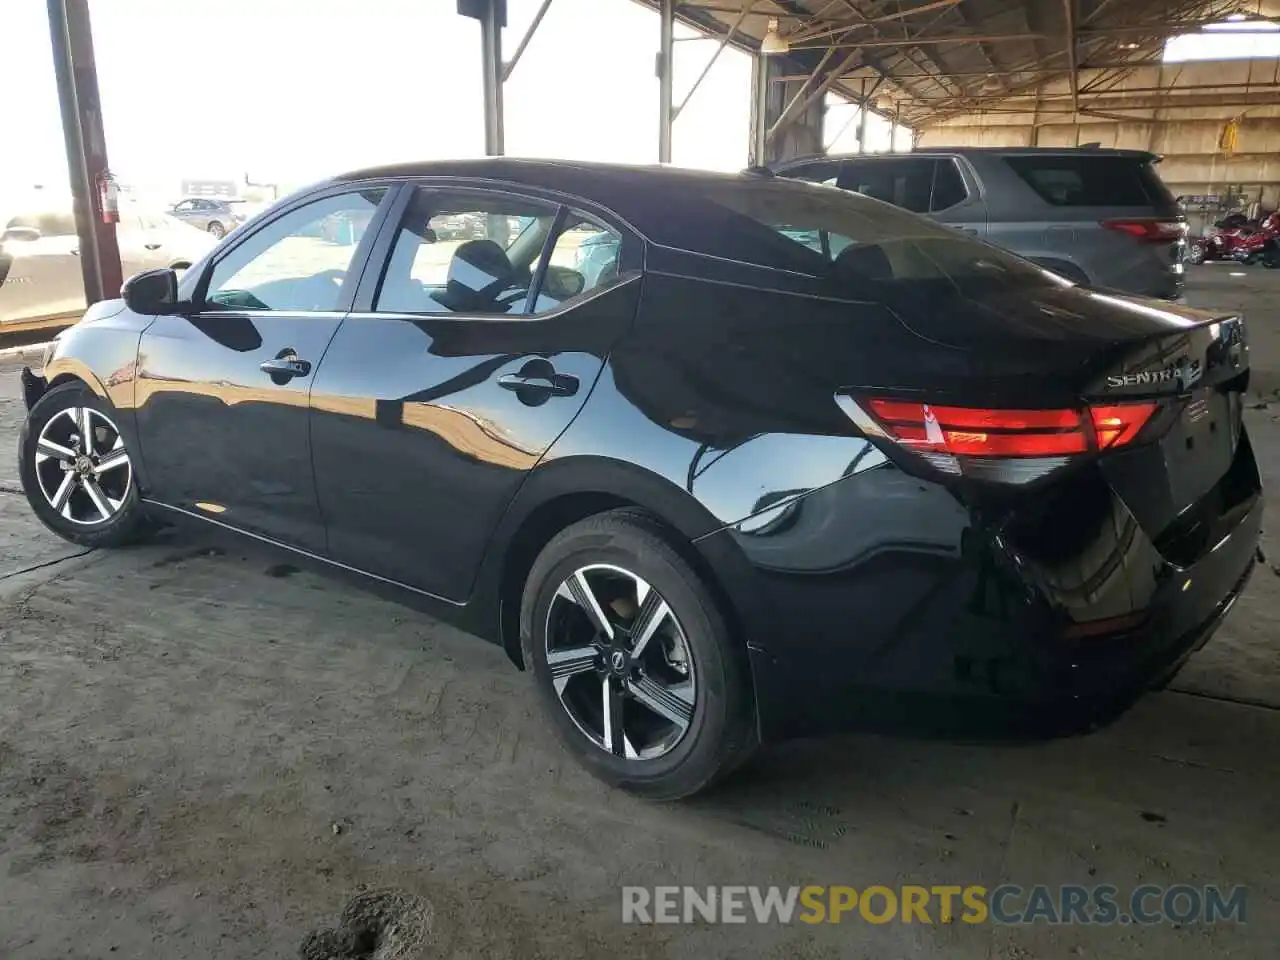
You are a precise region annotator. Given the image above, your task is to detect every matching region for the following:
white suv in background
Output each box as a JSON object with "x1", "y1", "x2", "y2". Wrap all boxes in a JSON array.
[{"x1": 0, "y1": 203, "x2": 216, "y2": 331}]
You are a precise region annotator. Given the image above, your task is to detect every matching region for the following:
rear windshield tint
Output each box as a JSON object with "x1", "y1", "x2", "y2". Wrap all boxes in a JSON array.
[
  {"x1": 654, "y1": 179, "x2": 1062, "y2": 293},
  {"x1": 1004, "y1": 155, "x2": 1174, "y2": 208}
]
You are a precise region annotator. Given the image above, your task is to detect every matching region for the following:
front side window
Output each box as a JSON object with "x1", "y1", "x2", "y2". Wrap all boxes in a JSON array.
[
  {"x1": 375, "y1": 189, "x2": 561, "y2": 315},
  {"x1": 202, "y1": 188, "x2": 385, "y2": 312}
]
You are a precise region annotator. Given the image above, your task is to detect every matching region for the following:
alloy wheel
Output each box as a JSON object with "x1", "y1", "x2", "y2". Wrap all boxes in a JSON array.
[
  {"x1": 34, "y1": 406, "x2": 132, "y2": 525},
  {"x1": 545, "y1": 564, "x2": 697, "y2": 760}
]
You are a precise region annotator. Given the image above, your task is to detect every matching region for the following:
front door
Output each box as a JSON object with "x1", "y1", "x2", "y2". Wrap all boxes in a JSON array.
[
  {"x1": 134, "y1": 186, "x2": 392, "y2": 551},
  {"x1": 310, "y1": 184, "x2": 640, "y2": 601}
]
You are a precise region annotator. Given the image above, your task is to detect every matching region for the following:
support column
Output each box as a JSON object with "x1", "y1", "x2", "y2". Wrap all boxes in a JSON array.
[
  {"x1": 657, "y1": 0, "x2": 674, "y2": 164},
  {"x1": 459, "y1": 0, "x2": 506, "y2": 156},
  {"x1": 749, "y1": 54, "x2": 825, "y2": 167},
  {"x1": 47, "y1": 0, "x2": 120, "y2": 305},
  {"x1": 749, "y1": 53, "x2": 770, "y2": 165},
  {"x1": 857, "y1": 81, "x2": 871, "y2": 154}
]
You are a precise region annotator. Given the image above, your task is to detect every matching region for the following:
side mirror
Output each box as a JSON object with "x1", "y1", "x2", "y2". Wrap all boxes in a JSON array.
[
  {"x1": 1, "y1": 226, "x2": 41, "y2": 243},
  {"x1": 122, "y1": 268, "x2": 180, "y2": 315}
]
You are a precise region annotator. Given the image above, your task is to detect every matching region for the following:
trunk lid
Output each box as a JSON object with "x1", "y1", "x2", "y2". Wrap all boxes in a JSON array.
[{"x1": 882, "y1": 283, "x2": 1252, "y2": 560}]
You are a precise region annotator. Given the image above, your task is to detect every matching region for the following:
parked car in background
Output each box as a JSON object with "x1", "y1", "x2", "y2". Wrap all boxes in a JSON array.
[
  {"x1": 0, "y1": 204, "x2": 215, "y2": 330},
  {"x1": 774, "y1": 147, "x2": 1187, "y2": 300},
  {"x1": 168, "y1": 197, "x2": 248, "y2": 238},
  {"x1": 1189, "y1": 211, "x2": 1280, "y2": 266},
  {"x1": 17, "y1": 160, "x2": 1258, "y2": 799}
]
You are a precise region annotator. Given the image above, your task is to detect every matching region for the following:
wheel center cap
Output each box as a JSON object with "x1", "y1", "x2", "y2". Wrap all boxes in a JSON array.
[
  {"x1": 74, "y1": 455, "x2": 92, "y2": 475},
  {"x1": 608, "y1": 648, "x2": 629, "y2": 676}
]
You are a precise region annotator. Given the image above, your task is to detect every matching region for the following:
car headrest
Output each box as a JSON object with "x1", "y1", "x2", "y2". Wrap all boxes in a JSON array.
[
  {"x1": 833, "y1": 242, "x2": 893, "y2": 282},
  {"x1": 435, "y1": 239, "x2": 514, "y2": 312}
]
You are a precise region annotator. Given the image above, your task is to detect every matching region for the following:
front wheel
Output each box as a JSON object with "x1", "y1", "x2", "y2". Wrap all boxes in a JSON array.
[
  {"x1": 1188, "y1": 244, "x2": 1205, "y2": 265},
  {"x1": 521, "y1": 510, "x2": 756, "y2": 799},
  {"x1": 19, "y1": 382, "x2": 152, "y2": 549}
]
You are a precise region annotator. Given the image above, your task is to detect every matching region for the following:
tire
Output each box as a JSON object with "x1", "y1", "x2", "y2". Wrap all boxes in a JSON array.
[
  {"x1": 207, "y1": 221, "x2": 225, "y2": 239},
  {"x1": 1188, "y1": 244, "x2": 1204, "y2": 265},
  {"x1": 520, "y1": 509, "x2": 757, "y2": 799},
  {"x1": 18, "y1": 381, "x2": 152, "y2": 549}
]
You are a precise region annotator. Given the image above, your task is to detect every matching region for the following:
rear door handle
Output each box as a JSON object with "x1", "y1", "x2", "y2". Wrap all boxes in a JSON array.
[
  {"x1": 498, "y1": 373, "x2": 578, "y2": 397},
  {"x1": 260, "y1": 353, "x2": 312, "y2": 381},
  {"x1": 498, "y1": 358, "x2": 579, "y2": 404}
]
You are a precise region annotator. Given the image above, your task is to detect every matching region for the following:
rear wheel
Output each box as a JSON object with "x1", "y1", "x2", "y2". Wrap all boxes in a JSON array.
[
  {"x1": 207, "y1": 221, "x2": 225, "y2": 239},
  {"x1": 19, "y1": 382, "x2": 151, "y2": 548},
  {"x1": 521, "y1": 510, "x2": 756, "y2": 799}
]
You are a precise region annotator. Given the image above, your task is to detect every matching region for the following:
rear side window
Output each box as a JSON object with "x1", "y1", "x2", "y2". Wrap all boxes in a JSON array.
[
  {"x1": 1005, "y1": 156, "x2": 1173, "y2": 207},
  {"x1": 661, "y1": 179, "x2": 1058, "y2": 293}
]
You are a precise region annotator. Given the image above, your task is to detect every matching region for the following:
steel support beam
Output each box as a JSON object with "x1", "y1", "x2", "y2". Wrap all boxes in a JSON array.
[
  {"x1": 790, "y1": 32, "x2": 1051, "y2": 49},
  {"x1": 47, "y1": 0, "x2": 120, "y2": 306},
  {"x1": 750, "y1": 53, "x2": 826, "y2": 166},
  {"x1": 1063, "y1": 0, "x2": 1078, "y2": 117},
  {"x1": 658, "y1": 0, "x2": 675, "y2": 163},
  {"x1": 749, "y1": 52, "x2": 770, "y2": 165},
  {"x1": 502, "y1": 0, "x2": 552, "y2": 82},
  {"x1": 459, "y1": 0, "x2": 506, "y2": 156},
  {"x1": 857, "y1": 80, "x2": 871, "y2": 152},
  {"x1": 675, "y1": 0, "x2": 756, "y2": 120}
]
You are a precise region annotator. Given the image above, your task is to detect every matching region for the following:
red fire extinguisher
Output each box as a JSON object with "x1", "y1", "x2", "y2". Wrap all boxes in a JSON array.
[{"x1": 97, "y1": 170, "x2": 119, "y2": 225}]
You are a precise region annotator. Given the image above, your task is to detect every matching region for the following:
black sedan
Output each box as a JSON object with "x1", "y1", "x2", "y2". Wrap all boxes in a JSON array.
[{"x1": 19, "y1": 160, "x2": 1260, "y2": 799}]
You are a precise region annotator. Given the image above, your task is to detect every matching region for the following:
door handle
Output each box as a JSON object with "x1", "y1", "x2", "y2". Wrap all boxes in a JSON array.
[
  {"x1": 144, "y1": 242, "x2": 162, "y2": 250},
  {"x1": 260, "y1": 353, "x2": 312, "y2": 381},
  {"x1": 498, "y1": 373, "x2": 577, "y2": 396}
]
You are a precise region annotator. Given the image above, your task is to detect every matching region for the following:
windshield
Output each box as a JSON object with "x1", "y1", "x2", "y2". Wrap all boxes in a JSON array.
[{"x1": 659, "y1": 178, "x2": 1066, "y2": 296}]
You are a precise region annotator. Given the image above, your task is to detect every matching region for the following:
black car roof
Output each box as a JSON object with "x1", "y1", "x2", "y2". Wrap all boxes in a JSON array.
[{"x1": 332, "y1": 158, "x2": 779, "y2": 215}]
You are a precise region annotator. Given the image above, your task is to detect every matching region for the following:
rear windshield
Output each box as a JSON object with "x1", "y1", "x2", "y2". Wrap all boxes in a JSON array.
[
  {"x1": 656, "y1": 178, "x2": 1062, "y2": 294},
  {"x1": 1004, "y1": 155, "x2": 1174, "y2": 208}
]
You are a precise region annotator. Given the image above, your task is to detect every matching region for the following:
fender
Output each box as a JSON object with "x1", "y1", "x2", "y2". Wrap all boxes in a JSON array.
[{"x1": 468, "y1": 452, "x2": 779, "y2": 676}]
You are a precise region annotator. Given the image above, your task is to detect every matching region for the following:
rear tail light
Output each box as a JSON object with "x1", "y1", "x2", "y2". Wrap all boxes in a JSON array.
[
  {"x1": 1101, "y1": 218, "x2": 1187, "y2": 243},
  {"x1": 837, "y1": 396, "x2": 1160, "y2": 484}
]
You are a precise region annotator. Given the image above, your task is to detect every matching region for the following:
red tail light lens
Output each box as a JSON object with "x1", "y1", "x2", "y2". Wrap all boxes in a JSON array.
[
  {"x1": 1089, "y1": 402, "x2": 1158, "y2": 449},
  {"x1": 1101, "y1": 218, "x2": 1187, "y2": 243},
  {"x1": 866, "y1": 400, "x2": 1089, "y2": 457},
  {"x1": 839, "y1": 397, "x2": 1163, "y2": 483}
]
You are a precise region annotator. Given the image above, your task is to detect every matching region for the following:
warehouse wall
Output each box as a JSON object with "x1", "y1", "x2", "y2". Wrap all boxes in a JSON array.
[{"x1": 917, "y1": 59, "x2": 1280, "y2": 225}]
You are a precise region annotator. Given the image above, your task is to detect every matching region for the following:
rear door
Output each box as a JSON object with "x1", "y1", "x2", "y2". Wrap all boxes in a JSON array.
[
  {"x1": 135, "y1": 184, "x2": 394, "y2": 551},
  {"x1": 309, "y1": 182, "x2": 643, "y2": 601},
  {"x1": 837, "y1": 156, "x2": 988, "y2": 236}
]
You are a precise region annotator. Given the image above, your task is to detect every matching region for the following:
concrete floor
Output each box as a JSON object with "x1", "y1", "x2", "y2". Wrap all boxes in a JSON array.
[{"x1": 1, "y1": 268, "x2": 1278, "y2": 959}]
